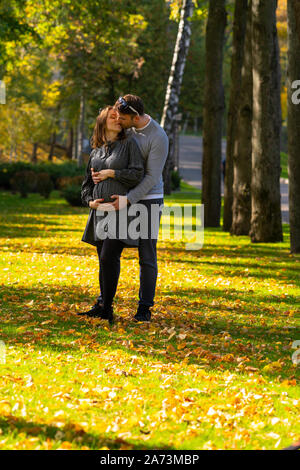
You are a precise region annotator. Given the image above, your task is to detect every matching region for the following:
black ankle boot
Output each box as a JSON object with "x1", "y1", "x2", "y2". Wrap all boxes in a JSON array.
[
  {"x1": 98, "y1": 306, "x2": 114, "y2": 325},
  {"x1": 76, "y1": 300, "x2": 104, "y2": 318},
  {"x1": 134, "y1": 305, "x2": 151, "y2": 322}
]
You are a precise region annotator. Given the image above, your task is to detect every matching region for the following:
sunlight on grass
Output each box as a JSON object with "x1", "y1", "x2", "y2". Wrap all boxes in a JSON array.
[{"x1": 0, "y1": 189, "x2": 299, "y2": 450}]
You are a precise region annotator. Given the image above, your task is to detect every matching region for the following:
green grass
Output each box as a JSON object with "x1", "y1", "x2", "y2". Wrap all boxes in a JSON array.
[{"x1": 0, "y1": 189, "x2": 299, "y2": 450}]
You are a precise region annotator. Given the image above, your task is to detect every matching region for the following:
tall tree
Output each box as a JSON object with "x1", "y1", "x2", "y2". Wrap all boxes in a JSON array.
[
  {"x1": 76, "y1": 91, "x2": 85, "y2": 167},
  {"x1": 231, "y1": 0, "x2": 253, "y2": 235},
  {"x1": 202, "y1": 0, "x2": 227, "y2": 227},
  {"x1": 250, "y1": 0, "x2": 283, "y2": 242},
  {"x1": 180, "y1": 14, "x2": 206, "y2": 132},
  {"x1": 287, "y1": 0, "x2": 300, "y2": 253},
  {"x1": 0, "y1": 0, "x2": 40, "y2": 78},
  {"x1": 161, "y1": 0, "x2": 194, "y2": 195},
  {"x1": 223, "y1": 0, "x2": 248, "y2": 232},
  {"x1": 133, "y1": 0, "x2": 174, "y2": 118}
]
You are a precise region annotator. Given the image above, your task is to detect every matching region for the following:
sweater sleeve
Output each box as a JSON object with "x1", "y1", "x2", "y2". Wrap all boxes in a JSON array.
[
  {"x1": 81, "y1": 150, "x2": 95, "y2": 207},
  {"x1": 114, "y1": 138, "x2": 145, "y2": 189},
  {"x1": 126, "y1": 131, "x2": 169, "y2": 205}
]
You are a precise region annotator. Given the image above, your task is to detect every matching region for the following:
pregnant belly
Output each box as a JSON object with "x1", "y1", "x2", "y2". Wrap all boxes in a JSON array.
[{"x1": 93, "y1": 180, "x2": 127, "y2": 203}]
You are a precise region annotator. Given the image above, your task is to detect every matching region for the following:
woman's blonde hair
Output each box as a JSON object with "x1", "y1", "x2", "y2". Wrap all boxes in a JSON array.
[{"x1": 90, "y1": 105, "x2": 125, "y2": 148}]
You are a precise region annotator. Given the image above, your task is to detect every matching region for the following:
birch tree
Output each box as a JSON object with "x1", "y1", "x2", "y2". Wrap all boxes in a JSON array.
[
  {"x1": 161, "y1": 0, "x2": 194, "y2": 195},
  {"x1": 77, "y1": 92, "x2": 85, "y2": 167}
]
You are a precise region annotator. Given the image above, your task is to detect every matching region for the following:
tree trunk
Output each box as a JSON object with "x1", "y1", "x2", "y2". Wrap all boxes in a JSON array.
[
  {"x1": 48, "y1": 106, "x2": 61, "y2": 161},
  {"x1": 250, "y1": 0, "x2": 283, "y2": 242},
  {"x1": 20, "y1": 142, "x2": 24, "y2": 160},
  {"x1": 66, "y1": 126, "x2": 73, "y2": 160},
  {"x1": 0, "y1": 79, "x2": 5, "y2": 104},
  {"x1": 161, "y1": 0, "x2": 194, "y2": 195},
  {"x1": 202, "y1": 0, "x2": 227, "y2": 227},
  {"x1": 223, "y1": 0, "x2": 248, "y2": 232},
  {"x1": 231, "y1": 0, "x2": 253, "y2": 236},
  {"x1": 108, "y1": 76, "x2": 116, "y2": 104},
  {"x1": 48, "y1": 131, "x2": 56, "y2": 161},
  {"x1": 182, "y1": 112, "x2": 190, "y2": 133},
  {"x1": 9, "y1": 142, "x2": 14, "y2": 162},
  {"x1": 77, "y1": 92, "x2": 85, "y2": 167},
  {"x1": 287, "y1": 0, "x2": 300, "y2": 253},
  {"x1": 193, "y1": 117, "x2": 198, "y2": 134},
  {"x1": 173, "y1": 118, "x2": 180, "y2": 171},
  {"x1": 73, "y1": 124, "x2": 78, "y2": 162},
  {"x1": 32, "y1": 142, "x2": 38, "y2": 164}
]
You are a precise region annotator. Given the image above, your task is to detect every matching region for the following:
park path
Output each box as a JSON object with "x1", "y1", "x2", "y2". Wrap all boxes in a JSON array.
[{"x1": 178, "y1": 135, "x2": 289, "y2": 224}]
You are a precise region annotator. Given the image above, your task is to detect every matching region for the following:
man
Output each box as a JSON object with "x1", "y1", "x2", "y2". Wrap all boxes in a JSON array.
[{"x1": 91, "y1": 94, "x2": 169, "y2": 322}]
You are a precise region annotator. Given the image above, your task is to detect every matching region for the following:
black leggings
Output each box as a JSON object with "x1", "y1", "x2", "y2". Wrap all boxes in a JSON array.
[{"x1": 96, "y1": 239, "x2": 125, "y2": 309}]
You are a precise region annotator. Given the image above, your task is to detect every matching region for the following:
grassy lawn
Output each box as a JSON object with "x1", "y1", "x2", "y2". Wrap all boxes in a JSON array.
[{"x1": 0, "y1": 187, "x2": 299, "y2": 450}]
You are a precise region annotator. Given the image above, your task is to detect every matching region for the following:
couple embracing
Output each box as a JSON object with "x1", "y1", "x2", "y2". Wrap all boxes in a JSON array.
[{"x1": 77, "y1": 95, "x2": 169, "y2": 325}]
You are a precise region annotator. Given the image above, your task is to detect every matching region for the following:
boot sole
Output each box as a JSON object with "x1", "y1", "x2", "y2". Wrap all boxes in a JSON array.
[
  {"x1": 76, "y1": 306, "x2": 104, "y2": 317},
  {"x1": 97, "y1": 316, "x2": 114, "y2": 326}
]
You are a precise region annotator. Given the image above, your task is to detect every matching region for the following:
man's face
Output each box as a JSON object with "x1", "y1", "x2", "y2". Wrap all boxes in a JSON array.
[{"x1": 116, "y1": 111, "x2": 137, "y2": 129}]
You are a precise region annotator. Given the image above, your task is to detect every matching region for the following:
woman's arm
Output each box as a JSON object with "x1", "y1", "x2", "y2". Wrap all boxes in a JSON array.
[
  {"x1": 81, "y1": 151, "x2": 95, "y2": 207},
  {"x1": 113, "y1": 138, "x2": 145, "y2": 189}
]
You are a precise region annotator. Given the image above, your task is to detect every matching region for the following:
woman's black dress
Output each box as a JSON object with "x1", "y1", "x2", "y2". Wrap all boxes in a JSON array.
[{"x1": 81, "y1": 137, "x2": 144, "y2": 247}]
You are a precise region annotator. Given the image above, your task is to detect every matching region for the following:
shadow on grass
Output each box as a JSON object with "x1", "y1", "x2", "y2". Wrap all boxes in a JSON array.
[
  {"x1": 158, "y1": 243, "x2": 295, "y2": 261},
  {"x1": 161, "y1": 286, "x2": 300, "y2": 310},
  {"x1": 1, "y1": 236, "x2": 297, "y2": 272},
  {"x1": 0, "y1": 190, "x2": 298, "y2": 380},
  {"x1": 1, "y1": 283, "x2": 299, "y2": 380},
  {"x1": 0, "y1": 415, "x2": 172, "y2": 450},
  {"x1": 0, "y1": 191, "x2": 87, "y2": 215},
  {"x1": 1, "y1": 190, "x2": 296, "y2": 264}
]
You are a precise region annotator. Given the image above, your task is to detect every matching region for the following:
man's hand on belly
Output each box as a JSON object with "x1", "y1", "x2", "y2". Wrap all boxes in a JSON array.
[
  {"x1": 110, "y1": 195, "x2": 130, "y2": 210},
  {"x1": 96, "y1": 196, "x2": 128, "y2": 212}
]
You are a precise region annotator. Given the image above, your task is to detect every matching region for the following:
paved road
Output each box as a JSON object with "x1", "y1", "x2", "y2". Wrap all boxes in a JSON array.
[{"x1": 178, "y1": 135, "x2": 289, "y2": 223}]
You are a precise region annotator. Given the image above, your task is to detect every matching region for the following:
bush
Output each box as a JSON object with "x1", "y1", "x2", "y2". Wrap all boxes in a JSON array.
[
  {"x1": 10, "y1": 171, "x2": 38, "y2": 198},
  {"x1": 0, "y1": 161, "x2": 85, "y2": 190},
  {"x1": 62, "y1": 184, "x2": 82, "y2": 206},
  {"x1": 57, "y1": 175, "x2": 84, "y2": 190},
  {"x1": 37, "y1": 162, "x2": 85, "y2": 188},
  {"x1": 171, "y1": 170, "x2": 182, "y2": 191},
  {"x1": 0, "y1": 162, "x2": 32, "y2": 189},
  {"x1": 9, "y1": 171, "x2": 54, "y2": 198},
  {"x1": 36, "y1": 172, "x2": 54, "y2": 199}
]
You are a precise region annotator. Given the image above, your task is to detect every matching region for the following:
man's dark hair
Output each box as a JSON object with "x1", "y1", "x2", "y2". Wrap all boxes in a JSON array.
[{"x1": 114, "y1": 94, "x2": 144, "y2": 116}]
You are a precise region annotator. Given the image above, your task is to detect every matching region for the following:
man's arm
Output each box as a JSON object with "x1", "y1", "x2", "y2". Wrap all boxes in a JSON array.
[
  {"x1": 114, "y1": 138, "x2": 145, "y2": 188},
  {"x1": 126, "y1": 133, "x2": 169, "y2": 206}
]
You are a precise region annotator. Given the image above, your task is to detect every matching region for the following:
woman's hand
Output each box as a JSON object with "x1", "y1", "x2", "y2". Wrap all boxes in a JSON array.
[
  {"x1": 89, "y1": 198, "x2": 104, "y2": 209},
  {"x1": 91, "y1": 168, "x2": 115, "y2": 183}
]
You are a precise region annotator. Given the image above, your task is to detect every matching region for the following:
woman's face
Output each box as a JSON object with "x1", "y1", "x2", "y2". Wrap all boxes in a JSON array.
[{"x1": 106, "y1": 109, "x2": 122, "y2": 133}]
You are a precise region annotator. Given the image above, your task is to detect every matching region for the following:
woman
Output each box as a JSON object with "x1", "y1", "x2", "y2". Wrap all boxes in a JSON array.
[{"x1": 79, "y1": 106, "x2": 144, "y2": 324}]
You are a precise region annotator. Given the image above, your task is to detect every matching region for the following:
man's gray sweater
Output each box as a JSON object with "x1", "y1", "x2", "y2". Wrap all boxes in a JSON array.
[{"x1": 126, "y1": 117, "x2": 169, "y2": 205}]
